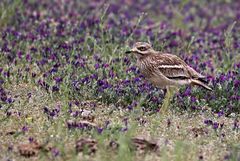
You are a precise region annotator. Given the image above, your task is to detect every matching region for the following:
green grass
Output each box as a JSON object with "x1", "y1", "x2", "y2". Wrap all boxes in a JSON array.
[{"x1": 0, "y1": 0, "x2": 23, "y2": 30}]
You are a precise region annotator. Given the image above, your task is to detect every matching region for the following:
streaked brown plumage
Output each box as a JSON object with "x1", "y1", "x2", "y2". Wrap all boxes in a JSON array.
[
  {"x1": 126, "y1": 42, "x2": 212, "y2": 113},
  {"x1": 126, "y1": 42, "x2": 212, "y2": 91}
]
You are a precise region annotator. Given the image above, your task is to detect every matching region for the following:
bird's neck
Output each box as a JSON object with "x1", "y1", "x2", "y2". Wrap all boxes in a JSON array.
[
  {"x1": 136, "y1": 54, "x2": 148, "y2": 60},
  {"x1": 137, "y1": 51, "x2": 158, "y2": 61}
]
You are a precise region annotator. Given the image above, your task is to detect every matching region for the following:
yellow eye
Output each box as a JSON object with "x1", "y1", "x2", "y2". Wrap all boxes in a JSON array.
[{"x1": 138, "y1": 47, "x2": 147, "y2": 51}]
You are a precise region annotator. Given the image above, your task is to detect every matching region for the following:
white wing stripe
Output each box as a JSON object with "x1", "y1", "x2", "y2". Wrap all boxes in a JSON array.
[{"x1": 158, "y1": 65, "x2": 183, "y2": 69}]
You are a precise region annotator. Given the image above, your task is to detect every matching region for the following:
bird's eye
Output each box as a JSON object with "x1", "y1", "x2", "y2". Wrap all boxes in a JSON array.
[{"x1": 138, "y1": 46, "x2": 147, "y2": 51}]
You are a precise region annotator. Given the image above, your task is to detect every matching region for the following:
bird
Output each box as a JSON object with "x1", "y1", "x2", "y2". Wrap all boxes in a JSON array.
[{"x1": 125, "y1": 42, "x2": 212, "y2": 114}]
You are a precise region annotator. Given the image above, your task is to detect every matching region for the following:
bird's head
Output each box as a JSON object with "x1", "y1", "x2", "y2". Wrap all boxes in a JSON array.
[{"x1": 125, "y1": 42, "x2": 154, "y2": 59}]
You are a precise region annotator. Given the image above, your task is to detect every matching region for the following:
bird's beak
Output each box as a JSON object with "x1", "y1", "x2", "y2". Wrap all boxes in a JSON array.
[
  {"x1": 125, "y1": 50, "x2": 132, "y2": 54},
  {"x1": 125, "y1": 49, "x2": 135, "y2": 54}
]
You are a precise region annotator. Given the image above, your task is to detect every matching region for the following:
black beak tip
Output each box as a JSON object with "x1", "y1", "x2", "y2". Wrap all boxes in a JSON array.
[{"x1": 125, "y1": 51, "x2": 131, "y2": 54}]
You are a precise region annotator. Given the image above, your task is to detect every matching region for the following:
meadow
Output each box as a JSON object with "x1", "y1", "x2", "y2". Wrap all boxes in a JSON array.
[{"x1": 0, "y1": 0, "x2": 239, "y2": 160}]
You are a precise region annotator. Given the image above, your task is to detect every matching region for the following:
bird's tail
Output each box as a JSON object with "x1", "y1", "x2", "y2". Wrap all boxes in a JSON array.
[{"x1": 191, "y1": 79, "x2": 213, "y2": 91}]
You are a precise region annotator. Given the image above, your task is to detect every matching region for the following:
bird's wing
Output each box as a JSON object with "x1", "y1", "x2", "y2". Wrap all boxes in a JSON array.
[{"x1": 150, "y1": 53, "x2": 204, "y2": 80}]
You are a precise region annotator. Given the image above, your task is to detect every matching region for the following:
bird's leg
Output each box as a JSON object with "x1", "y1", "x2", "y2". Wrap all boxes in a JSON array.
[
  {"x1": 160, "y1": 86, "x2": 177, "y2": 114},
  {"x1": 160, "y1": 87, "x2": 171, "y2": 114}
]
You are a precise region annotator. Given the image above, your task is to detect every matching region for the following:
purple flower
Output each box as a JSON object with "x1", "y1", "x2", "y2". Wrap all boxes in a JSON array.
[
  {"x1": 230, "y1": 95, "x2": 240, "y2": 101},
  {"x1": 102, "y1": 63, "x2": 109, "y2": 68},
  {"x1": 6, "y1": 97, "x2": 14, "y2": 104},
  {"x1": 49, "y1": 67, "x2": 58, "y2": 74},
  {"x1": 1, "y1": 94, "x2": 7, "y2": 102},
  {"x1": 191, "y1": 106, "x2": 197, "y2": 110},
  {"x1": 183, "y1": 87, "x2": 191, "y2": 96},
  {"x1": 26, "y1": 53, "x2": 31, "y2": 61},
  {"x1": 51, "y1": 148, "x2": 60, "y2": 157},
  {"x1": 22, "y1": 126, "x2": 28, "y2": 132},
  {"x1": 213, "y1": 122, "x2": 219, "y2": 129},
  {"x1": 71, "y1": 111, "x2": 79, "y2": 117},
  {"x1": 90, "y1": 73, "x2": 98, "y2": 80},
  {"x1": 52, "y1": 85, "x2": 59, "y2": 92},
  {"x1": 97, "y1": 79, "x2": 111, "y2": 89},
  {"x1": 97, "y1": 128, "x2": 103, "y2": 134},
  {"x1": 43, "y1": 106, "x2": 49, "y2": 113},
  {"x1": 3, "y1": 71, "x2": 10, "y2": 78},
  {"x1": 93, "y1": 54, "x2": 101, "y2": 62},
  {"x1": 190, "y1": 96, "x2": 197, "y2": 103},
  {"x1": 97, "y1": 80, "x2": 104, "y2": 86},
  {"x1": 17, "y1": 51, "x2": 23, "y2": 59},
  {"x1": 218, "y1": 111, "x2": 224, "y2": 117},
  {"x1": 169, "y1": 40, "x2": 179, "y2": 47},
  {"x1": 43, "y1": 105, "x2": 60, "y2": 118},
  {"x1": 123, "y1": 57, "x2": 130, "y2": 65},
  {"x1": 108, "y1": 70, "x2": 114, "y2": 78},
  {"x1": 54, "y1": 77, "x2": 63, "y2": 83},
  {"x1": 204, "y1": 119, "x2": 213, "y2": 125},
  {"x1": 234, "y1": 80, "x2": 240, "y2": 88},
  {"x1": 28, "y1": 137, "x2": 34, "y2": 143},
  {"x1": 219, "y1": 74, "x2": 227, "y2": 83},
  {"x1": 94, "y1": 63, "x2": 100, "y2": 69},
  {"x1": 133, "y1": 77, "x2": 141, "y2": 83},
  {"x1": 127, "y1": 104, "x2": 133, "y2": 110}
]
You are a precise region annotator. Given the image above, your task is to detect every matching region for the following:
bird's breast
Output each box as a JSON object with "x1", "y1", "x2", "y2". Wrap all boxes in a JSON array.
[{"x1": 137, "y1": 60, "x2": 155, "y2": 77}]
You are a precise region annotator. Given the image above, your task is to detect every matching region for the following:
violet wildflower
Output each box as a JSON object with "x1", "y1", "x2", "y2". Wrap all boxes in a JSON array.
[
  {"x1": 94, "y1": 63, "x2": 100, "y2": 69},
  {"x1": 54, "y1": 77, "x2": 63, "y2": 83},
  {"x1": 218, "y1": 111, "x2": 224, "y2": 117},
  {"x1": 51, "y1": 148, "x2": 60, "y2": 157},
  {"x1": 26, "y1": 53, "x2": 31, "y2": 62},
  {"x1": 97, "y1": 128, "x2": 103, "y2": 134},
  {"x1": 233, "y1": 80, "x2": 240, "y2": 88},
  {"x1": 43, "y1": 105, "x2": 60, "y2": 118},
  {"x1": 52, "y1": 85, "x2": 59, "y2": 92},
  {"x1": 28, "y1": 137, "x2": 34, "y2": 143},
  {"x1": 204, "y1": 119, "x2": 213, "y2": 125},
  {"x1": 213, "y1": 122, "x2": 219, "y2": 129},
  {"x1": 17, "y1": 51, "x2": 23, "y2": 59},
  {"x1": 22, "y1": 126, "x2": 28, "y2": 132}
]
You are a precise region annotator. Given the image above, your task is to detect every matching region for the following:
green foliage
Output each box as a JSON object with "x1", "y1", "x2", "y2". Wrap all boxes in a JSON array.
[
  {"x1": 221, "y1": 21, "x2": 237, "y2": 72},
  {"x1": 173, "y1": 141, "x2": 195, "y2": 161},
  {"x1": 228, "y1": 144, "x2": 240, "y2": 161},
  {"x1": 0, "y1": 0, "x2": 23, "y2": 30}
]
